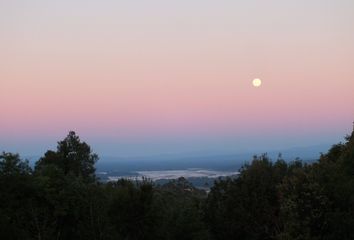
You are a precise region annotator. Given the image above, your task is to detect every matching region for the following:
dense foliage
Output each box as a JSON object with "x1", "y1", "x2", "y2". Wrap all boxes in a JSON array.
[{"x1": 1, "y1": 129, "x2": 354, "y2": 239}]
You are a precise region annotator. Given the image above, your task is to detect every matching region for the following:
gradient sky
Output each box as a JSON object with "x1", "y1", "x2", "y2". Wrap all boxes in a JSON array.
[{"x1": 1, "y1": 0, "x2": 354, "y2": 157}]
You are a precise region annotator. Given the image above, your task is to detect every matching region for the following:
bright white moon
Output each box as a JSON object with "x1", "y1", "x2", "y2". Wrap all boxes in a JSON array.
[{"x1": 252, "y1": 78, "x2": 262, "y2": 87}]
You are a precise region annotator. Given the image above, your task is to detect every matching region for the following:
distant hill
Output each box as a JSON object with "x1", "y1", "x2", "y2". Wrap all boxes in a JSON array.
[{"x1": 95, "y1": 144, "x2": 330, "y2": 172}]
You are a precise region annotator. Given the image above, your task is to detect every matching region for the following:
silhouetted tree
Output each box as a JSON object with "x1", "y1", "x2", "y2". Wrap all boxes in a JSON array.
[
  {"x1": 1, "y1": 126, "x2": 354, "y2": 240},
  {"x1": 205, "y1": 154, "x2": 287, "y2": 240},
  {"x1": 36, "y1": 131, "x2": 98, "y2": 182},
  {"x1": 0, "y1": 152, "x2": 34, "y2": 239},
  {"x1": 107, "y1": 179, "x2": 157, "y2": 240}
]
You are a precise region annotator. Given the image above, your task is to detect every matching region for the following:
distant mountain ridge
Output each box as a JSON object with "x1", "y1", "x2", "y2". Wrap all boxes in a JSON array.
[
  {"x1": 23, "y1": 144, "x2": 330, "y2": 171},
  {"x1": 94, "y1": 144, "x2": 331, "y2": 172}
]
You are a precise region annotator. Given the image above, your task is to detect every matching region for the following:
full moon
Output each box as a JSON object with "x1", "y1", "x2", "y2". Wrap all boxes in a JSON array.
[{"x1": 252, "y1": 78, "x2": 262, "y2": 87}]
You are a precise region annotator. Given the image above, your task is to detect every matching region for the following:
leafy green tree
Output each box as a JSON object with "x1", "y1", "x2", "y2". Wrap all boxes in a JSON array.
[
  {"x1": 1, "y1": 127, "x2": 354, "y2": 240},
  {"x1": 278, "y1": 165, "x2": 330, "y2": 240},
  {"x1": 36, "y1": 131, "x2": 98, "y2": 182},
  {"x1": 0, "y1": 152, "x2": 31, "y2": 176},
  {"x1": 205, "y1": 154, "x2": 288, "y2": 240},
  {"x1": 84, "y1": 184, "x2": 113, "y2": 240},
  {"x1": 153, "y1": 177, "x2": 210, "y2": 240},
  {"x1": 107, "y1": 179, "x2": 157, "y2": 240},
  {"x1": 31, "y1": 132, "x2": 105, "y2": 240},
  {"x1": 320, "y1": 129, "x2": 354, "y2": 240},
  {"x1": 0, "y1": 152, "x2": 34, "y2": 239},
  {"x1": 278, "y1": 127, "x2": 354, "y2": 240}
]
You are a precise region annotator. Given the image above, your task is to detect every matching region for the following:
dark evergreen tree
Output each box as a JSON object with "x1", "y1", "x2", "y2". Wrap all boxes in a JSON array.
[
  {"x1": 1, "y1": 126, "x2": 354, "y2": 240},
  {"x1": 205, "y1": 154, "x2": 287, "y2": 240},
  {"x1": 0, "y1": 152, "x2": 34, "y2": 239},
  {"x1": 36, "y1": 131, "x2": 98, "y2": 182}
]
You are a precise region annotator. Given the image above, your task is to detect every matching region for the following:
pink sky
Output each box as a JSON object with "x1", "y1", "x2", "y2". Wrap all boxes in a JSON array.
[{"x1": 1, "y1": 1, "x2": 353, "y2": 156}]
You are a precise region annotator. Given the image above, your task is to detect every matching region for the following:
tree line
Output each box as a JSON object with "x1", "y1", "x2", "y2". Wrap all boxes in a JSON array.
[{"x1": 1, "y1": 129, "x2": 354, "y2": 240}]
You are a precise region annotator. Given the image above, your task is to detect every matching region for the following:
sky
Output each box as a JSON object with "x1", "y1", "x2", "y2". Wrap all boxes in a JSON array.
[{"x1": 1, "y1": 0, "x2": 354, "y2": 157}]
